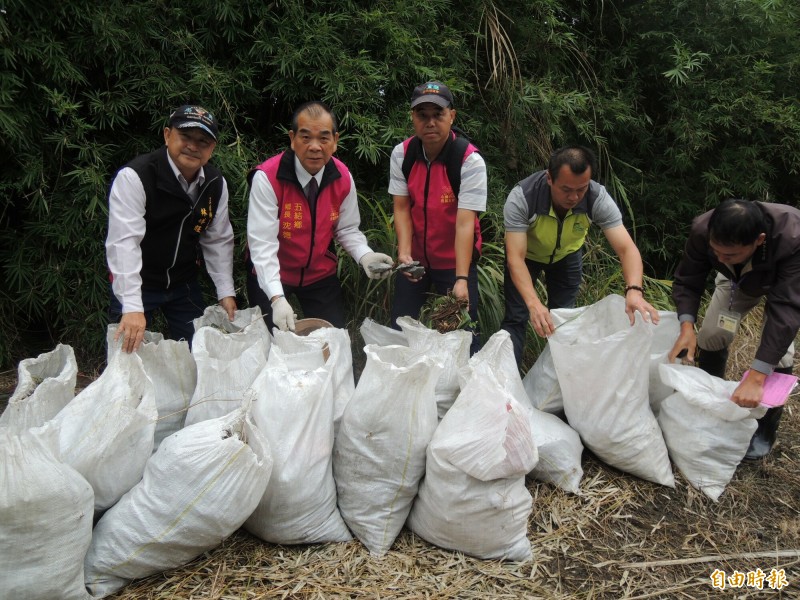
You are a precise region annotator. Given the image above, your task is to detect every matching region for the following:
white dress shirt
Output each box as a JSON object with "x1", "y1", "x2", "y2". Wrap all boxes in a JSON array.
[
  {"x1": 247, "y1": 155, "x2": 372, "y2": 299},
  {"x1": 105, "y1": 152, "x2": 235, "y2": 313},
  {"x1": 387, "y1": 142, "x2": 488, "y2": 212}
]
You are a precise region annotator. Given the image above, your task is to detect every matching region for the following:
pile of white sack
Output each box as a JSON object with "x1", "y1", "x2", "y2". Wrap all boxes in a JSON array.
[
  {"x1": 1, "y1": 296, "x2": 765, "y2": 598},
  {"x1": 522, "y1": 294, "x2": 764, "y2": 498}
]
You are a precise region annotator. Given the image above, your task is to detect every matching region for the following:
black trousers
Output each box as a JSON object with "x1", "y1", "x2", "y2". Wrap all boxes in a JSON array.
[
  {"x1": 108, "y1": 280, "x2": 204, "y2": 346},
  {"x1": 501, "y1": 249, "x2": 583, "y2": 364},
  {"x1": 390, "y1": 262, "x2": 481, "y2": 354},
  {"x1": 246, "y1": 271, "x2": 346, "y2": 332}
]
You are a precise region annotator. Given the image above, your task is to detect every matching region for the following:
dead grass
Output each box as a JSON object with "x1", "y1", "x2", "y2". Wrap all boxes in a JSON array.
[
  {"x1": 419, "y1": 294, "x2": 471, "y2": 334},
  {"x1": 1, "y1": 306, "x2": 798, "y2": 599}
]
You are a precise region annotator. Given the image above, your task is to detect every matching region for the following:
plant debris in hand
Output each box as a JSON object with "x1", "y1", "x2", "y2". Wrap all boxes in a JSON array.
[{"x1": 419, "y1": 294, "x2": 472, "y2": 333}]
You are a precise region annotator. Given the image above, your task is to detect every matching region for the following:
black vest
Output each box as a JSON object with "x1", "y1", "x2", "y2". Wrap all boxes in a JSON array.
[{"x1": 123, "y1": 147, "x2": 224, "y2": 288}]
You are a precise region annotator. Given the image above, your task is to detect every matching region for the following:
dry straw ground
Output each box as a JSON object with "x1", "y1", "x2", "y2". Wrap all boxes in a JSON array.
[{"x1": 1, "y1": 307, "x2": 798, "y2": 599}]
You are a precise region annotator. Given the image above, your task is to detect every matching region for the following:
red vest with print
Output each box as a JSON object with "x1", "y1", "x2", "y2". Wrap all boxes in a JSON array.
[
  {"x1": 403, "y1": 135, "x2": 482, "y2": 269},
  {"x1": 253, "y1": 152, "x2": 351, "y2": 287}
]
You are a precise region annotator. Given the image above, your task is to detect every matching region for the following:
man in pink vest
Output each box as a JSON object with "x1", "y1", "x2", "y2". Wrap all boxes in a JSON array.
[
  {"x1": 389, "y1": 81, "x2": 487, "y2": 352},
  {"x1": 247, "y1": 101, "x2": 393, "y2": 331}
]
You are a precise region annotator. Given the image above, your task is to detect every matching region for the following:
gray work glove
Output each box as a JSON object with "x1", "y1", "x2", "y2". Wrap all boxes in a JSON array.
[
  {"x1": 360, "y1": 252, "x2": 394, "y2": 280},
  {"x1": 271, "y1": 296, "x2": 296, "y2": 331}
]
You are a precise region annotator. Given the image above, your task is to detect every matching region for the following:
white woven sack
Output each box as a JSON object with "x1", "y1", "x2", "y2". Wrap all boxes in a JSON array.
[
  {"x1": 521, "y1": 305, "x2": 586, "y2": 414},
  {"x1": 270, "y1": 333, "x2": 328, "y2": 369},
  {"x1": 185, "y1": 307, "x2": 270, "y2": 427},
  {"x1": 359, "y1": 317, "x2": 407, "y2": 347},
  {"x1": 459, "y1": 330, "x2": 539, "y2": 467},
  {"x1": 462, "y1": 331, "x2": 582, "y2": 493},
  {"x1": 246, "y1": 353, "x2": 351, "y2": 544},
  {"x1": 107, "y1": 325, "x2": 196, "y2": 452},
  {"x1": 53, "y1": 351, "x2": 156, "y2": 510},
  {"x1": 333, "y1": 344, "x2": 442, "y2": 556},
  {"x1": 548, "y1": 295, "x2": 674, "y2": 487},
  {"x1": 84, "y1": 405, "x2": 272, "y2": 598},
  {"x1": 0, "y1": 343, "x2": 77, "y2": 432},
  {"x1": 458, "y1": 330, "x2": 528, "y2": 402},
  {"x1": 647, "y1": 311, "x2": 681, "y2": 415},
  {"x1": 192, "y1": 304, "x2": 272, "y2": 353},
  {"x1": 106, "y1": 326, "x2": 166, "y2": 363},
  {"x1": 522, "y1": 345, "x2": 561, "y2": 414},
  {"x1": 0, "y1": 424, "x2": 94, "y2": 600},
  {"x1": 408, "y1": 364, "x2": 536, "y2": 561},
  {"x1": 526, "y1": 408, "x2": 584, "y2": 494},
  {"x1": 657, "y1": 363, "x2": 761, "y2": 501},
  {"x1": 273, "y1": 327, "x2": 355, "y2": 436},
  {"x1": 396, "y1": 316, "x2": 471, "y2": 419}
]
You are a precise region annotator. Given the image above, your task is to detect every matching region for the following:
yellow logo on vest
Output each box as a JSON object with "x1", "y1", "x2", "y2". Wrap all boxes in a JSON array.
[
  {"x1": 194, "y1": 198, "x2": 214, "y2": 233},
  {"x1": 281, "y1": 202, "x2": 304, "y2": 239},
  {"x1": 441, "y1": 188, "x2": 455, "y2": 204}
]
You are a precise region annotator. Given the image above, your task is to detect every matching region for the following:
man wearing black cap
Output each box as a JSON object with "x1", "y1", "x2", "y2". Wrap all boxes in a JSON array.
[
  {"x1": 106, "y1": 105, "x2": 236, "y2": 353},
  {"x1": 388, "y1": 81, "x2": 487, "y2": 351}
]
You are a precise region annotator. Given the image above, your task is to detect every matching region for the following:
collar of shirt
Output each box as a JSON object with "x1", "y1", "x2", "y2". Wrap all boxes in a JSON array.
[
  {"x1": 293, "y1": 155, "x2": 323, "y2": 190},
  {"x1": 729, "y1": 257, "x2": 754, "y2": 279},
  {"x1": 421, "y1": 145, "x2": 432, "y2": 165},
  {"x1": 166, "y1": 151, "x2": 205, "y2": 197}
]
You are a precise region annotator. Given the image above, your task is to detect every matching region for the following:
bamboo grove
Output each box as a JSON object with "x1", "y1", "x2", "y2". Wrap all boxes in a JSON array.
[{"x1": 1, "y1": 0, "x2": 798, "y2": 367}]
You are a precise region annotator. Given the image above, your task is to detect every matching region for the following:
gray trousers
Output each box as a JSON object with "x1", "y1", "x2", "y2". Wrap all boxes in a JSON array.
[{"x1": 698, "y1": 273, "x2": 794, "y2": 368}]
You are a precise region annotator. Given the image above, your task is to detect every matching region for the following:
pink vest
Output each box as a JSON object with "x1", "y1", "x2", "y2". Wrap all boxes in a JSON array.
[
  {"x1": 254, "y1": 152, "x2": 351, "y2": 287},
  {"x1": 403, "y1": 136, "x2": 482, "y2": 269}
]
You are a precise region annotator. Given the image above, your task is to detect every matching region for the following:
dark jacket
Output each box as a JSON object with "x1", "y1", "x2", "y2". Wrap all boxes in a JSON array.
[
  {"x1": 125, "y1": 147, "x2": 223, "y2": 289},
  {"x1": 672, "y1": 202, "x2": 800, "y2": 366}
]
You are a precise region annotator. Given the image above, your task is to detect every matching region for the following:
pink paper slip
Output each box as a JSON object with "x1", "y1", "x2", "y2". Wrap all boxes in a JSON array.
[{"x1": 742, "y1": 370, "x2": 799, "y2": 407}]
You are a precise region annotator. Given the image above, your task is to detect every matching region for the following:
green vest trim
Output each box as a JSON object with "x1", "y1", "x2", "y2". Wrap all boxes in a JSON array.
[
  {"x1": 517, "y1": 170, "x2": 598, "y2": 264},
  {"x1": 526, "y1": 209, "x2": 591, "y2": 264}
]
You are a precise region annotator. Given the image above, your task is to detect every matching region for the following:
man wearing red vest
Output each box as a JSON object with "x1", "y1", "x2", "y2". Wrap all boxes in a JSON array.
[
  {"x1": 389, "y1": 81, "x2": 487, "y2": 351},
  {"x1": 247, "y1": 101, "x2": 393, "y2": 331}
]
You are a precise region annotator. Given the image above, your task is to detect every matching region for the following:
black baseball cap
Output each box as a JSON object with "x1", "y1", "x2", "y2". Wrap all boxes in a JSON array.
[
  {"x1": 410, "y1": 81, "x2": 454, "y2": 109},
  {"x1": 168, "y1": 105, "x2": 219, "y2": 141}
]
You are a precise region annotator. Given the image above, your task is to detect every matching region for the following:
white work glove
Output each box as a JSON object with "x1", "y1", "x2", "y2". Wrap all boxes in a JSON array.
[
  {"x1": 360, "y1": 252, "x2": 394, "y2": 280},
  {"x1": 271, "y1": 296, "x2": 296, "y2": 331}
]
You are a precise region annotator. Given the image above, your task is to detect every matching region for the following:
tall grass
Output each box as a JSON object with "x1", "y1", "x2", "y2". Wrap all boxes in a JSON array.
[
  {"x1": 340, "y1": 197, "x2": 510, "y2": 345},
  {"x1": 579, "y1": 229, "x2": 675, "y2": 312},
  {"x1": 339, "y1": 191, "x2": 397, "y2": 329},
  {"x1": 475, "y1": 240, "x2": 505, "y2": 341}
]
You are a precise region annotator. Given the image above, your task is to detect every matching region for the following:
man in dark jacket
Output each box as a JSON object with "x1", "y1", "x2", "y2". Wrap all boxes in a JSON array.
[
  {"x1": 106, "y1": 105, "x2": 236, "y2": 353},
  {"x1": 669, "y1": 199, "x2": 800, "y2": 459}
]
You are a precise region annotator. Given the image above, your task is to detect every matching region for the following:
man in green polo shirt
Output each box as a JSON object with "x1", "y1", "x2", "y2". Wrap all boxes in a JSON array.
[{"x1": 501, "y1": 145, "x2": 659, "y2": 364}]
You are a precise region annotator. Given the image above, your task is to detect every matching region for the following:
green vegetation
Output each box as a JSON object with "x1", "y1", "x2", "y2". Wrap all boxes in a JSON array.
[{"x1": 1, "y1": 0, "x2": 798, "y2": 368}]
